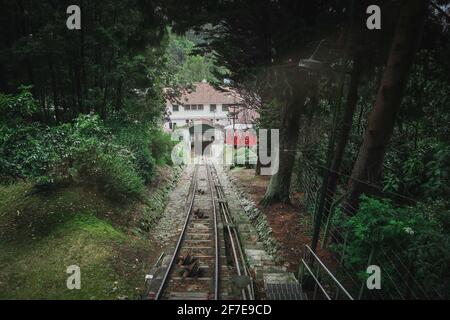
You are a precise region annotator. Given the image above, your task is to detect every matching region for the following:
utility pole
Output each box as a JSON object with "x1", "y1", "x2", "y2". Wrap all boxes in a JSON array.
[
  {"x1": 231, "y1": 105, "x2": 237, "y2": 166},
  {"x1": 299, "y1": 38, "x2": 347, "y2": 253}
]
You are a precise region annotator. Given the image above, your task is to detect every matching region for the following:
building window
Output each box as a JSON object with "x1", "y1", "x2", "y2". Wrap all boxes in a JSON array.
[
  {"x1": 210, "y1": 104, "x2": 216, "y2": 112},
  {"x1": 222, "y1": 104, "x2": 230, "y2": 112},
  {"x1": 173, "y1": 105, "x2": 179, "y2": 112},
  {"x1": 183, "y1": 104, "x2": 204, "y2": 111}
]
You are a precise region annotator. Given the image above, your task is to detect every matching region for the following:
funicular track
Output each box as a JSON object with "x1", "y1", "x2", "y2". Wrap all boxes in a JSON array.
[
  {"x1": 208, "y1": 162, "x2": 255, "y2": 300},
  {"x1": 151, "y1": 159, "x2": 254, "y2": 300}
]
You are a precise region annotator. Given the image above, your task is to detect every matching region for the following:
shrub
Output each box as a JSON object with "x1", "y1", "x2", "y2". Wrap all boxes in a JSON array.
[
  {"x1": 331, "y1": 195, "x2": 450, "y2": 299},
  {"x1": 0, "y1": 88, "x2": 53, "y2": 181},
  {"x1": 0, "y1": 111, "x2": 146, "y2": 199},
  {"x1": 0, "y1": 86, "x2": 37, "y2": 126},
  {"x1": 383, "y1": 138, "x2": 450, "y2": 199},
  {"x1": 71, "y1": 144, "x2": 145, "y2": 200},
  {"x1": 0, "y1": 89, "x2": 172, "y2": 199},
  {"x1": 63, "y1": 115, "x2": 145, "y2": 199},
  {"x1": 148, "y1": 129, "x2": 174, "y2": 166},
  {"x1": 112, "y1": 123, "x2": 174, "y2": 183},
  {"x1": 112, "y1": 123, "x2": 157, "y2": 183}
]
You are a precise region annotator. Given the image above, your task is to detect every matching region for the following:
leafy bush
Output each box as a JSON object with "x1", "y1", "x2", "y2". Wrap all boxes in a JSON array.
[
  {"x1": 0, "y1": 89, "x2": 174, "y2": 199},
  {"x1": 66, "y1": 115, "x2": 145, "y2": 199},
  {"x1": 0, "y1": 111, "x2": 146, "y2": 199},
  {"x1": 0, "y1": 86, "x2": 37, "y2": 126},
  {"x1": 0, "y1": 88, "x2": 54, "y2": 180},
  {"x1": 383, "y1": 139, "x2": 450, "y2": 199},
  {"x1": 149, "y1": 129, "x2": 173, "y2": 166},
  {"x1": 71, "y1": 144, "x2": 145, "y2": 200},
  {"x1": 0, "y1": 125, "x2": 54, "y2": 180},
  {"x1": 112, "y1": 123, "x2": 173, "y2": 183},
  {"x1": 332, "y1": 196, "x2": 450, "y2": 299}
]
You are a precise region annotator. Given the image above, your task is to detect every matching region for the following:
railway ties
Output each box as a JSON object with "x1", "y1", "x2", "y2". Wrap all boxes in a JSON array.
[
  {"x1": 208, "y1": 163, "x2": 255, "y2": 300},
  {"x1": 147, "y1": 159, "x2": 254, "y2": 300}
]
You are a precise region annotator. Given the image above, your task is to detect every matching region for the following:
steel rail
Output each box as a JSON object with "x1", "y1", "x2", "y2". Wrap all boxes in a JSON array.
[
  {"x1": 300, "y1": 259, "x2": 332, "y2": 300},
  {"x1": 217, "y1": 184, "x2": 253, "y2": 299},
  {"x1": 212, "y1": 164, "x2": 254, "y2": 299},
  {"x1": 304, "y1": 245, "x2": 354, "y2": 300},
  {"x1": 154, "y1": 165, "x2": 199, "y2": 300},
  {"x1": 209, "y1": 162, "x2": 254, "y2": 300},
  {"x1": 206, "y1": 163, "x2": 220, "y2": 300}
]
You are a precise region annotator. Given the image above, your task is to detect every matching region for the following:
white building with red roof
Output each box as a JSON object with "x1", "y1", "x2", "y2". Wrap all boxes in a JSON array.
[{"x1": 164, "y1": 80, "x2": 258, "y2": 131}]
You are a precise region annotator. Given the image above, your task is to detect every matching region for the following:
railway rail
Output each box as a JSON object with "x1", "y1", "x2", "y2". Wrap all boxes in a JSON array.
[{"x1": 149, "y1": 158, "x2": 254, "y2": 300}]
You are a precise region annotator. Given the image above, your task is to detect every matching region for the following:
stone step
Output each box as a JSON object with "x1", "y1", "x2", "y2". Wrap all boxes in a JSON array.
[
  {"x1": 167, "y1": 292, "x2": 210, "y2": 300},
  {"x1": 170, "y1": 276, "x2": 231, "y2": 281},
  {"x1": 182, "y1": 246, "x2": 219, "y2": 250},
  {"x1": 167, "y1": 292, "x2": 231, "y2": 300},
  {"x1": 185, "y1": 234, "x2": 213, "y2": 240}
]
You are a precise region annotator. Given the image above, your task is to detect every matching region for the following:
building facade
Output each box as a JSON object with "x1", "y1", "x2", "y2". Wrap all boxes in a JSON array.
[
  {"x1": 164, "y1": 80, "x2": 252, "y2": 130},
  {"x1": 164, "y1": 80, "x2": 260, "y2": 160}
]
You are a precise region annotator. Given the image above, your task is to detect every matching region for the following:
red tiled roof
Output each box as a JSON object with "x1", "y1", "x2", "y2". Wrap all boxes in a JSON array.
[{"x1": 168, "y1": 81, "x2": 243, "y2": 105}]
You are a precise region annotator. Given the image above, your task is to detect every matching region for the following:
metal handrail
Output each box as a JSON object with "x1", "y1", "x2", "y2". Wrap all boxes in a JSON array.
[
  {"x1": 300, "y1": 245, "x2": 354, "y2": 300},
  {"x1": 300, "y1": 259, "x2": 332, "y2": 300}
]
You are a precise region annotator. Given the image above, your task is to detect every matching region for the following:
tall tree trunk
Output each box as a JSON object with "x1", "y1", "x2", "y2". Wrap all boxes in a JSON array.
[
  {"x1": 255, "y1": 152, "x2": 262, "y2": 175},
  {"x1": 260, "y1": 99, "x2": 303, "y2": 206},
  {"x1": 323, "y1": 54, "x2": 363, "y2": 217},
  {"x1": 255, "y1": 126, "x2": 271, "y2": 176},
  {"x1": 74, "y1": 65, "x2": 84, "y2": 114},
  {"x1": 69, "y1": 62, "x2": 79, "y2": 117},
  {"x1": 115, "y1": 79, "x2": 123, "y2": 111},
  {"x1": 100, "y1": 50, "x2": 115, "y2": 119},
  {"x1": 101, "y1": 84, "x2": 108, "y2": 119},
  {"x1": 48, "y1": 56, "x2": 61, "y2": 123},
  {"x1": 79, "y1": 0, "x2": 88, "y2": 111},
  {"x1": 260, "y1": 71, "x2": 307, "y2": 206},
  {"x1": 344, "y1": 0, "x2": 428, "y2": 214}
]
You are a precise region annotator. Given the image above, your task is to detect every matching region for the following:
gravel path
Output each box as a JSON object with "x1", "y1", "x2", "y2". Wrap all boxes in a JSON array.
[{"x1": 149, "y1": 165, "x2": 194, "y2": 247}]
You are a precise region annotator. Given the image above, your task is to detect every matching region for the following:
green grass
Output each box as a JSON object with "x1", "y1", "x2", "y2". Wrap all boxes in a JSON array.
[{"x1": 0, "y1": 183, "x2": 157, "y2": 300}]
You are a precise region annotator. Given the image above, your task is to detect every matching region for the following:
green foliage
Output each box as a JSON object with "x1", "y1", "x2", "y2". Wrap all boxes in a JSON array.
[
  {"x1": 42, "y1": 114, "x2": 146, "y2": 200},
  {"x1": 0, "y1": 83, "x2": 176, "y2": 199},
  {"x1": 0, "y1": 86, "x2": 37, "y2": 125},
  {"x1": 0, "y1": 74, "x2": 178, "y2": 198},
  {"x1": 148, "y1": 129, "x2": 174, "y2": 166},
  {"x1": 382, "y1": 49, "x2": 450, "y2": 201},
  {"x1": 332, "y1": 196, "x2": 450, "y2": 299},
  {"x1": 67, "y1": 126, "x2": 146, "y2": 200},
  {"x1": 112, "y1": 122, "x2": 157, "y2": 184},
  {"x1": 109, "y1": 120, "x2": 174, "y2": 184},
  {"x1": 383, "y1": 138, "x2": 450, "y2": 199},
  {"x1": 0, "y1": 125, "x2": 56, "y2": 180},
  {"x1": 164, "y1": 32, "x2": 230, "y2": 86},
  {"x1": 0, "y1": 111, "x2": 170, "y2": 200},
  {"x1": 0, "y1": 1, "x2": 167, "y2": 122},
  {"x1": 0, "y1": 87, "x2": 62, "y2": 181}
]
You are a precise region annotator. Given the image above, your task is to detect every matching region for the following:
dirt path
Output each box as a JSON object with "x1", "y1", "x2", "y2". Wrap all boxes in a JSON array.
[{"x1": 228, "y1": 167, "x2": 336, "y2": 273}]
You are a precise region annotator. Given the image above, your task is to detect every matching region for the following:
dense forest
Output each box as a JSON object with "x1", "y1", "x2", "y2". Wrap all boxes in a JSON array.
[
  {"x1": 0, "y1": 0, "x2": 449, "y2": 300},
  {"x1": 163, "y1": 0, "x2": 450, "y2": 299}
]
